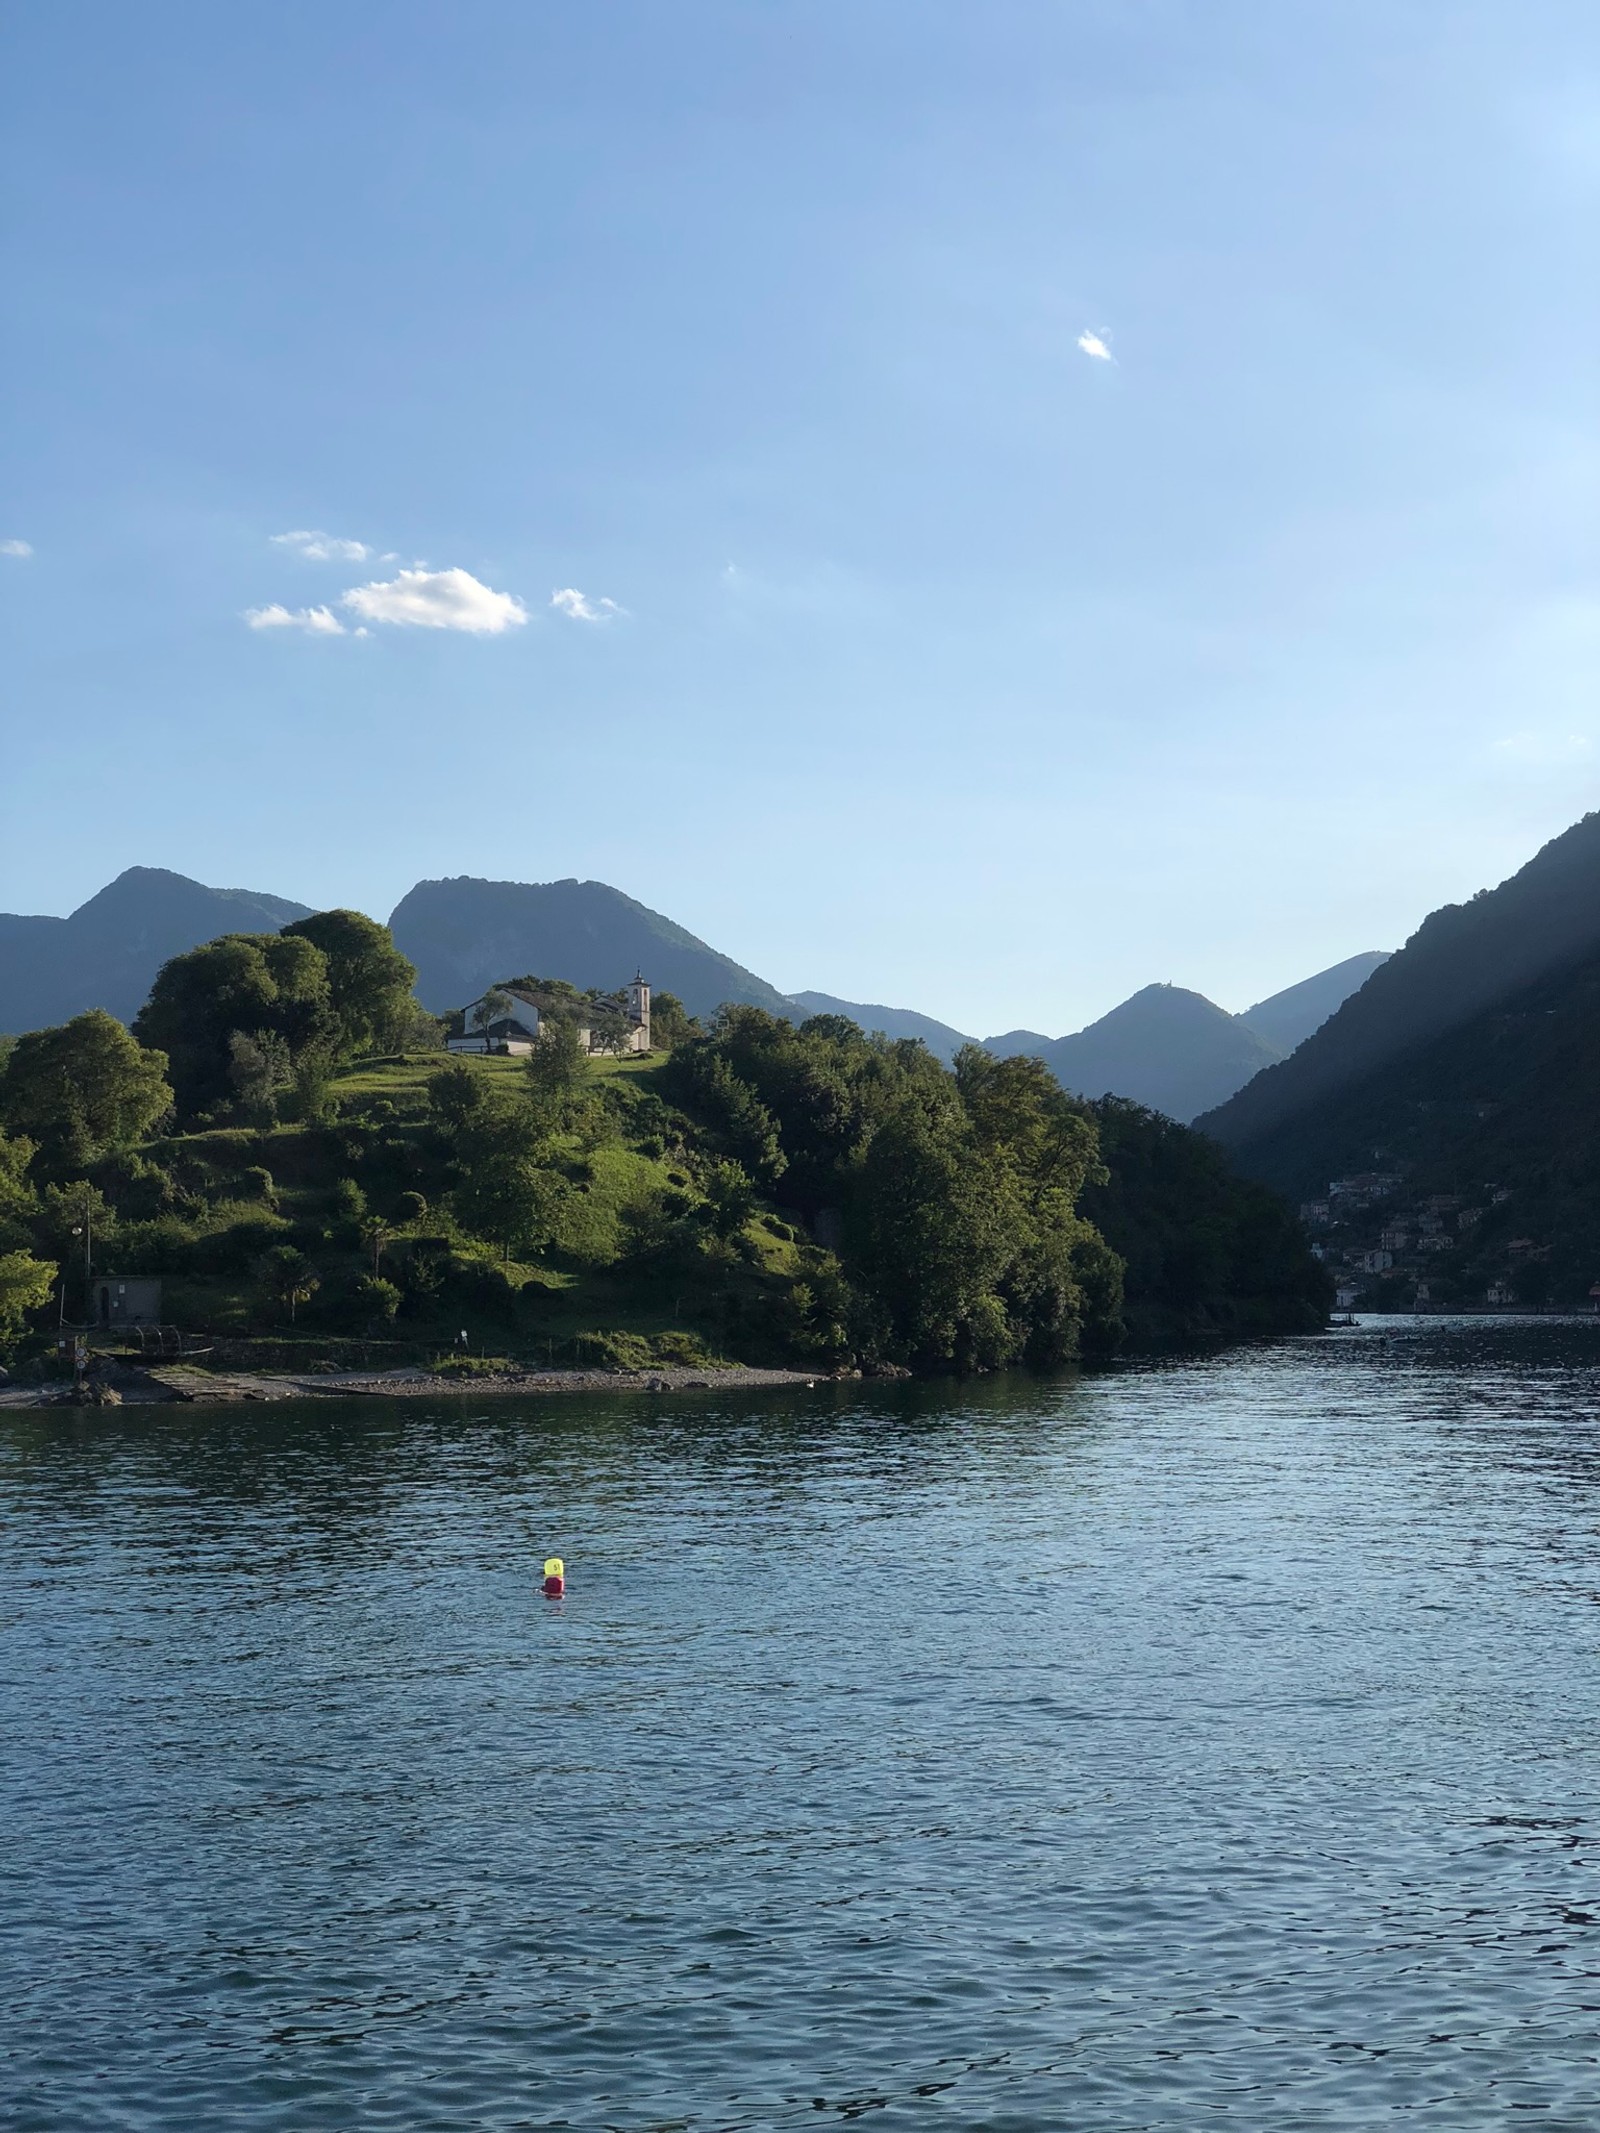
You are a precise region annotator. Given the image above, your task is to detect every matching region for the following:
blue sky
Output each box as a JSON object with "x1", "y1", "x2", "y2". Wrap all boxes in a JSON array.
[{"x1": 2, "y1": 1, "x2": 1595, "y2": 1036}]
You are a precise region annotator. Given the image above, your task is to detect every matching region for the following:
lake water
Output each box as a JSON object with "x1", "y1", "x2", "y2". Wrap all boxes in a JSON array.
[{"x1": 4, "y1": 1318, "x2": 1600, "y2": 2130}]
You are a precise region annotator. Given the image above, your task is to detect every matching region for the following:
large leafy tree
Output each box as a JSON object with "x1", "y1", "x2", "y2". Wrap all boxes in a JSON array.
[
  {"x1": 0, "y1": 1128, "x2": 40, "y2": 1246},
  {"x1": 0, "y1": 1011, "x2": 173, "y2": 1173},
  {"x1": 135, "y1": 933, "x2": 334, "y2": 1116},
  {"x1": 450, "y1": 1092, "x2": 571, "y2": 1263},
  {"x1": 280, "y1": 910, "x2": 419, "y2": 1055},
  {"x1": 0, "y1": 1250, "x2": 56, "y2": 1354}
]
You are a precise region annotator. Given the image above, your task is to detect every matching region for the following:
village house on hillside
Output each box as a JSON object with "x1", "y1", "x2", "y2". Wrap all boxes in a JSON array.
[{"x1": 447, "y1": 976, "x2": 651, "y2": 1057}]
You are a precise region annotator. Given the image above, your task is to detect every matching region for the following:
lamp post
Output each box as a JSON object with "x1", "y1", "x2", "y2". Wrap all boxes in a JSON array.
[{"x1": 69, "y1": 1191, "x2": 92, "y2": 1326}]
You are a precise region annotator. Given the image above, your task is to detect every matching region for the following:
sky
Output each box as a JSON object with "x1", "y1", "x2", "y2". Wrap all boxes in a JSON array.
[{"x1": 2, "y1": 1, "x2": 1596, "y2": 1037}]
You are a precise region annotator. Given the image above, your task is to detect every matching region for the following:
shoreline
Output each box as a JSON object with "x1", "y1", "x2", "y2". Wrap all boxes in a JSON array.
[{"x1": 0, "y1": 1361, "x2": 832, "y2": 1410}]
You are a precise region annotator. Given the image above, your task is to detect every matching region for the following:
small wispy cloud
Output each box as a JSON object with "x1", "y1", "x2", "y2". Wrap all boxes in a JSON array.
[
  {"x1": 1076, "y1": 330, "x2": 1113, "y2": 362},
  {"x1": 550, "y1": 587, "x2": 623, "y2": 623},
  {"x1": 270, "y1": 528, "x2": 371, "y2": 563},
  {"x1": 1, "y1": 538, "x2": 33, "y2": 558},
  {"x1": 342, "y1": 566, "x2": 526, "y2": 635},
  {"x1": 244, "y1": 602, "x2": 346, "y2": 635}
]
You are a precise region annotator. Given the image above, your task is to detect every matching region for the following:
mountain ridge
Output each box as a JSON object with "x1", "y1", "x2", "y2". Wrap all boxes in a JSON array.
[
  {"x1": 0, "y1": 867, "x2": 312, "y2": 1034},
  {"x1": 1200, "y1": 812, "x2": 1600, "y2": 1153},
  {"x1": 389, "y1": 875, "x2": 794, "y2": 1023}
]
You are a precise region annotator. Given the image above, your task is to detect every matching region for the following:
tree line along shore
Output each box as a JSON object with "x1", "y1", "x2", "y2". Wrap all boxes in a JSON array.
[{"x1": 0, "y1": 910, "x2": 1329, "y2": 1390}]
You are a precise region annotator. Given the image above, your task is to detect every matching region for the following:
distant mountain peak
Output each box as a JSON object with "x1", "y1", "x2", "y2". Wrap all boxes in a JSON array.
[
  {"x1": 0, "y1": 869, "x2": 314, "y2": 1034},
  {"x1": 389, "y1": 874, "x2": 793, "y2": 1021}
]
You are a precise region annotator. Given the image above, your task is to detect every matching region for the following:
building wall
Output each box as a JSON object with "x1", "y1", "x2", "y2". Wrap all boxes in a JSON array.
[{"x1": 94, "y1": 1278, "x2": 163, "y2": 1326}]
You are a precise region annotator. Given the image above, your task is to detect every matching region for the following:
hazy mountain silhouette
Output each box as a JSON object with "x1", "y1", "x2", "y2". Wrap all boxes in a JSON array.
[
  {"x1": 1201, "y1": 811, "x2": 1600, "y2": 1156},
  {"x1": 390, "y1": 876, "x2": 794, "y2": 1021},
  {"x1": 751, "y1": 952, "x2": 1394, "y2": 1112},
  {"x1": 787, "y1": 991, "x2": 975, "y2": 1064},
  {"x1": 983, "y1": 1027, "x2": 1058, "y2": 1061},
  {"x1": 1238, "y1": 951, "x2": 1390, "y2": 1054},
  {"x1": 1007, "y1": 985, "x2": 1286, "y2": 1122},
  {"x1": 0, "y1": 868, "x2": 311, "y2": 1034},
  {"x1": 1212, "y1": 941, "x2": 1600, "y2": 1210}
]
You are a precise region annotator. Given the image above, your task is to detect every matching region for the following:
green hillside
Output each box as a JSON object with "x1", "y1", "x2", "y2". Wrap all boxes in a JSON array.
[
  {"x1": 0, "y1": 914, "x2": 1330, "y2": 1376},
  {"x1": 120, "y1": 1049, "x2": 812, "y2": 1367}
]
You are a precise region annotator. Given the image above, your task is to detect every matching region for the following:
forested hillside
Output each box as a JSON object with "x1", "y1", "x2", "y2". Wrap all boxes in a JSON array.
[
  {"x1": 0, "y1": 920, "x2": 1328, "y2": 1373},
  {"x1": 1202, "y1": 812, "x2": 1600, "y2": 1150},
  {"x1": 1218, "y1": 942, "x2": 1600, "y2": 1311}
]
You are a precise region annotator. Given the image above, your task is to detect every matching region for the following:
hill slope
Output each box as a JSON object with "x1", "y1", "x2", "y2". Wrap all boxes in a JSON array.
[
  {"x1": 0, "y1": 868, "x2": 311, "y2": 1034},
  {"x1": 1232, "y1": 943, "x2": 1600, "y2": 1309},
  {"x1": 1202, "y1": 813, "x2": 1600, "y2": 1151},
  {"x1": 1239, "y1": 951, "x2": 1391, "y2": 1053},
  {"x1": 390, "y1": 875, "x2": 794, "y2": 1021},
  {"x1": 787, "y1": 990, "x2": 975, "y2": 1064}
]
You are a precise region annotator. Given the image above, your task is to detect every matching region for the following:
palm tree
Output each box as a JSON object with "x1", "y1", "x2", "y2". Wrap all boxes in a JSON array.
[
  {"x1": 361, "y1": 1217, "x2": 393, "y2": 1276},
  {"x1": 260, "y1": 1244, "x2": 320, "y2": 1325}
]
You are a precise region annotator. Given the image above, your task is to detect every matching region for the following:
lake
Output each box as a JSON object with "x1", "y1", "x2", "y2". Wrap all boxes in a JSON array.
[{"x1": 3, "y1": 1318, "x2": 1599, "y2": 2129}]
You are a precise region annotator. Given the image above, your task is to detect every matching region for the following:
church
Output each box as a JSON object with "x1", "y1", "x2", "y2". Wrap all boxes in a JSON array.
[{"x1": 446, "y1": 975, "x2": 651, "y2": 1056}]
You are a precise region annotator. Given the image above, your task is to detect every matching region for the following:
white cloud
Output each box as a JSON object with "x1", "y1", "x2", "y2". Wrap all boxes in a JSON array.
[
  {"x1": 342, "y1": 566, "x2": 527, "y2": 635},
  {"x1": 550, "y1": 586, "x2": 623, "y2": 623},
  {"x1": 271, "y1": 528, "x2": 371, "y2": 563},
  {"x1": 244, "y1": 602, "x2": 346, "y2": 635},
  {"x1": 1076, "y1": 330, "x2": 1113, "y2": 362},
  {"x1": 1, "y1": 538, "x2": 33, "y2": 558}
]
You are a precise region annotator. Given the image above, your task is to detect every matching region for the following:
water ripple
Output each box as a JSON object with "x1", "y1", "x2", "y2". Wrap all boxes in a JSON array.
[{"x1": 3, "y1": 1318, "x2": 1600, "y2": 2127}]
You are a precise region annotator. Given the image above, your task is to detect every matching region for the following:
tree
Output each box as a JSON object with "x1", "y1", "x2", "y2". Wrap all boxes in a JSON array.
[
  {"x1": 280, "y1": 910, "x2": 419, "y2": 1055},
  {"x1": 428, "y1": 1061, "x2": 488, "y2": 1133},
  {"x1": 351, "y1": 1274, "x2": 401, "y2": 1329},
  {"x1": 0, "y1": 1128, "x2": 39, "y2": 1246},
  {"x1": 0, "y1": 1251, "x2": 56, "y2": 1354},
  {"x1": 846, "y1": 1099, "x2": 1017, "y2": 1369},
  {"x1": 361, "y1": 1216, "x2": 393, "y2": 1276},
  {"x1": 648, "y1": 992, "x2": 697, "y2": 1050},
  {"x1": 259, "y1": 1244, "x2": 320, "y2": 1324},
  {"x1": 524, "y1": 1019, "x2": 591, "y2": 1132},
  {"x1": 0, "y1": 1011, "x2": 172, "y2": 1172},
  {"x1": 473, "y1": 987, "x2": 514, "y2": 1046},
  {"x1": 454, "y1": 1143, "x2": 569, "y2": 1263},
  {"x1": 136, "y1": 934, "x2": 334, "y2": 1116},
  {"x1": 702, "y1": 1159, "x2": 756, "y2": 1239},
  {"x1": 228, "y1": 1029, "x2": 294, "y2": 1119}
]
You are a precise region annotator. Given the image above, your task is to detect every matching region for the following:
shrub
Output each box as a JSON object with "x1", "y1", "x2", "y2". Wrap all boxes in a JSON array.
[{"x1": 352, "y1": 1274, "x2": 401, "y2": 1329}]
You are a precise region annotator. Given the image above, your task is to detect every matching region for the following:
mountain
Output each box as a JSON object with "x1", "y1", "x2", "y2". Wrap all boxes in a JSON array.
[
  {"x1": 1231, "y1": 941, "x2": 1600, "y2": 1310},
  {"x1": 1200, "y1": 812, "x2": 1600, "y2": 1158},
  {"x1": 1238, "y1": 951, "x2": 1391, "y2": 1053},
  {"x1": 0, "y1": 868, "x2": 312, "y2": 1035},
  {"x1": 787, "y1": 991, "x2": 975, "y2": 1065},
  {"x1": 1016, "y1": 985, "x2": 1285, "y2": 1122},
  {"x1": 389, "y1": 876, "x2": 795, "y2": 1022},
  {"x1": 983, "y1": 1028, "x2": 1058, "y2": 1062}
]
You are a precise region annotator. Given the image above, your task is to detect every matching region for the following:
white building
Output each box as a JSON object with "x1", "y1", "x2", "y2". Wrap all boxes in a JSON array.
[{"x1": 448, "y1": 976, "x2": 651, "y2": 1056}]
